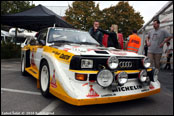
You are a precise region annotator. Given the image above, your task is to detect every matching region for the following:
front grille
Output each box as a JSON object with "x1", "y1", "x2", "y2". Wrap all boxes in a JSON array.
[
  {"x1": 117, "y1": 59, "x2": 144, "y2": 70},
  {"x1": 94, "y1": 58, "x2": 144, "y2": 70},
  {"x1": 70, "y1": 55, "x2": 145, "y2": 70}
]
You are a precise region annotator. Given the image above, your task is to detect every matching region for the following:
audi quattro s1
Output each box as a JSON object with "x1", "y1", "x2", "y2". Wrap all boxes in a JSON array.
[{"x1": 21, "y1": 27, "x2": 160, "y2": 106}]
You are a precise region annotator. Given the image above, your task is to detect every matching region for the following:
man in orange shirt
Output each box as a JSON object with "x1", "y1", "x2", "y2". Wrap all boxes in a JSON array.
[{"x1": 125, "y1": 29, "x2": 141, "y2": 53}]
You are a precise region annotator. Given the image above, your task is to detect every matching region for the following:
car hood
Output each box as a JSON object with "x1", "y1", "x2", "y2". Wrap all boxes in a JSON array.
[{"x1": 52, "y1": 44, "x2": 144, "y2": 57}]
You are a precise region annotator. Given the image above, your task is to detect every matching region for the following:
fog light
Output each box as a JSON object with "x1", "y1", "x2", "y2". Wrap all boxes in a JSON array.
[
  {"x1": 139, "y1": 70, "x2": 148, "y2": 83},
  {"x1": 116, "y1": 72, "x2": 128, "y2": 86},
  {"x1": 97, "y1": 69, "x2": 114, "y2": 87}
]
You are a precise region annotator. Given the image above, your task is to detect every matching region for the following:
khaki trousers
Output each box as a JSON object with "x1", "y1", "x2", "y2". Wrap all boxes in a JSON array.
[{"x1": 148, "y1": 53, "x2": 162, "y2": 70}]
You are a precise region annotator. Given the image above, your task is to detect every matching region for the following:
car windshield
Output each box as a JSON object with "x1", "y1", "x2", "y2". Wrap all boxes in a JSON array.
[{"x1": 48, "y1": 28, "x2": 100, "y2": 46}]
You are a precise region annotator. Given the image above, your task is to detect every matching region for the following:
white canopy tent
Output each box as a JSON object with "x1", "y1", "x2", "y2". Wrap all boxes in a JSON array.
[{"x1": 1, "y1": 30, "x2": 11, "y2": 37}]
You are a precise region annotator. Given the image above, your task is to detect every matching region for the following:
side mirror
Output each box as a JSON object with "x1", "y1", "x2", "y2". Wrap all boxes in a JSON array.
[{"x1": 40, "y1": 40, "x2": 46, "y2": 46}]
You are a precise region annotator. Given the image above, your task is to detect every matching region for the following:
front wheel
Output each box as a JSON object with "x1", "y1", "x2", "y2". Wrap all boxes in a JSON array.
[{"x1": 39, "y1": 61, "x2": 50, "y2": 97}]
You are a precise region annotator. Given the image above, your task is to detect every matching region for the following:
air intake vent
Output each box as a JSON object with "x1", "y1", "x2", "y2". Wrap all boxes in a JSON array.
[{"x1": 95, "y1": 51, "x2": 109, "y2": 54}]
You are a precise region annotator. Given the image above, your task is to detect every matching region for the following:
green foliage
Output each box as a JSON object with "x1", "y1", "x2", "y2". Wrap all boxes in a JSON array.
[
  {"x1": 65, "y1": 1, "x2": 101, "y2": 31},
  {"x1": 65, "y1": 1, "x2": 144, "y2": 38},
  {"x1": 1, "y1": 1, "x2": 35, "y2": 15},
  {"x1": 101, "y1": 1, "x2": 144, "y2": 38},
  {"x1": 1, "y1": 41, "x2": 21, "y2": 59}
]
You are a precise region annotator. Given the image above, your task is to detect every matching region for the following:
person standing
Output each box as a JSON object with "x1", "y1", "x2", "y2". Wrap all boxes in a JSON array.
[
  {"x1": 89, "y1": 21, "x2": 103, "y2": 45},
  {"x1": 102, "y1": 34, "x2": 109, "y2": 47},
  {"x1": 164, "y1": 42, "x2": 173, "y2": 70},
  {"x1": 144, "y1": 40, "x2": 148, "y2": 56},
  {"x1": 98, "y1": 24, "x2": 119, "y2": 49},
  {"x1": 146, "y1": 19, "x2": 172, "y2": 70},
  {"x1": 125, "y1": 29, "x2": 141, "y2": 53},
  {"x1": 117, "y1": 30, "x2": 124, "y2": 50}
]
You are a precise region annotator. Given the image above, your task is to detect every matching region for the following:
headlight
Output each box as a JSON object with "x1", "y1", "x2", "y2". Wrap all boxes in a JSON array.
[
  {"x1": 107, "y1": 56, "x2": 119, "y2": 69},
  {"x1": 116, "y1": 72, "x2": 128, "y2": 86},
  {"x1": 97, "y1": 69, "x2": 114, "y2": 87},
  {"x1": 153, "y1": 68, "x2": 159, "y2": 82},
  {"x1": 81, "y1": 59, "x2": 93, "y2": 68},
  {"x1": 139, "y1": 70, "x2": 148, "y2": 82},
  {"x1": 142, "y1": 57, "x2": 151, "y2": 68}
]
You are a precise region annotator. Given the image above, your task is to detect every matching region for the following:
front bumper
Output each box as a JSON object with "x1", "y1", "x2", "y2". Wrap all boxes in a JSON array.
[{"x1": 51, "y1": 88, "x2": 160, "y2": 106}]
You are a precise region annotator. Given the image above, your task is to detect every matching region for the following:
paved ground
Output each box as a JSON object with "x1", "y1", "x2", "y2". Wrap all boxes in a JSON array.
[{"x1": 1, "y1": 58, "x2": 173, "y2": 115}]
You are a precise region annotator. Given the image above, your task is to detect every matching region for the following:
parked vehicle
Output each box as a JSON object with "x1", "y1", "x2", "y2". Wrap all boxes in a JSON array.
[{"x1": 21, "y1": 27, "x2": 160, "y2": 106}]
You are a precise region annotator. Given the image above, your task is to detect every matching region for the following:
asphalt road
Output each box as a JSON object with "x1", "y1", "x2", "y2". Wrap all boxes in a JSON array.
[{"x1": 1, "y1": 58, "x2": 173, "y2": 115}]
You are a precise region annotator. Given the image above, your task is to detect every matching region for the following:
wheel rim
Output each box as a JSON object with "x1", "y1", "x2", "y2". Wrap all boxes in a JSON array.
[
  {"x1": 22, "y1": 58, "x2": 25, "y2": 73},
  {"x1": 41, "y1": 65, "x2": 49, "y2": 92}
]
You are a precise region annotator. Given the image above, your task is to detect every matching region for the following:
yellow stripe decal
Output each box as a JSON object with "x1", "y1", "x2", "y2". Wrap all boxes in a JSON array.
[
  {"x1": 69, "y1": 70, "x2": 99, "y2": 74},
  {"x1": 70, "y1": 68, "x2": 152, "y2": 74}
]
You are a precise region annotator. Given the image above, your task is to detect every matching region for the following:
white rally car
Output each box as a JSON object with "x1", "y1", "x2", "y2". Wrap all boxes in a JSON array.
[{"x1": 21, "y1": 27, "x2": 160, "y2": 106}]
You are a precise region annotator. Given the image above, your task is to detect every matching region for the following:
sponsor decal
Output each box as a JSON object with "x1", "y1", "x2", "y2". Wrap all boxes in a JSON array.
[
  {"x1": 59, "y1": 54, "x2": 71, "y2": 60},
  {"x1": 149, "y1": 84, "x2": 154, "y2": 90},
  {"x1": 101, "y1": 93, "x2": 116, "y2": 97},
  {"x1": 50, "y1": 70, "x2": 57, "y2": 88},
  {"x1": 112, "y1": 85, "x2": 143, "y2": 92},
  {"x1": 82, "y1": 80, "x2": 95, "y2": 86},
  {"x1": 52, "y1": 51, "x2": 60, "y2": 55},
  {"x1": 141, "y1": 89, "x2": 149, "y2": 92},
  {"x1": 86, "y1": 85, "x2": 99, "y2": 97},
  {"x1": 82, "y1": 83, "x2": 88, "y2": 86},
  {"x1": 110, "y1": 51, "x2": 127, "y2": 56},
  {"x1": 31, "y1": 52, "x2": 36, "y2": 67},
  {"x1": 87, "y1": 49, "x2": 100, "y2": 51},
  {"x1": 63, "y1": 48, "x2": 71, "y2": 52}
]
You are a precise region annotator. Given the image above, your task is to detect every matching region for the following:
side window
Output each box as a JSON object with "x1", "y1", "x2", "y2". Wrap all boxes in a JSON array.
[
  {"x1": 37, "y1": 29, "x2": 47, "y2": 45},
  {"x1": 29, "y1": 38, "x2": 37, "y2": 45}
]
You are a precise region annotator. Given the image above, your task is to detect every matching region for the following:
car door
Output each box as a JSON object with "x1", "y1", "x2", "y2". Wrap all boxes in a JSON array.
[{"x1": 30, "y1": 29, "x2": 48, "y2": 71}]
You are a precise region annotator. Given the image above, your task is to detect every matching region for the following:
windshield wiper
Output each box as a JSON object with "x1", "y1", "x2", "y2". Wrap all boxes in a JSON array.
[
  {"x1": 50, "y1": 40, "x2": 75, "y2": 44},
  {"x1": 77, "y1": 42, "x2": 99, "y2": 45}
]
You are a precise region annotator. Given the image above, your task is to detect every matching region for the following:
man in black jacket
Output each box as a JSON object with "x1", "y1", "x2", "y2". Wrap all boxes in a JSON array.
[{"x1": 89, "y1": 21, "x2": 103, "y2": 45}]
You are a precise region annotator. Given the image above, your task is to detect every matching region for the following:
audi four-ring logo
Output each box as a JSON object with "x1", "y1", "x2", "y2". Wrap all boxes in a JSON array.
[{"x1": 119, "y1": 61, "x2": 133, "y2": 68}]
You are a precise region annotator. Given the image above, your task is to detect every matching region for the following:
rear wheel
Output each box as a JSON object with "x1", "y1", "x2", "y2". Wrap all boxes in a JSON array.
[{"x1": 39, "y1": 61, "x2": 50, "y2": 97}]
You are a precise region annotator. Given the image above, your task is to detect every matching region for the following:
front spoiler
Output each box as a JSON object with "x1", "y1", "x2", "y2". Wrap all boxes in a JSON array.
[{"x1": 51, "y1": 88, "x2": 160, "y2": 106}]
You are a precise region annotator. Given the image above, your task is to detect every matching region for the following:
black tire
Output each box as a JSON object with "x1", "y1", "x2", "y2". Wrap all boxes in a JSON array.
[
  {"x1": 21, "y1": 56, "x2": 28, "y2": 76},
  {"x1": 39, "y1": 60, "x2": 50, "y2": 98}
]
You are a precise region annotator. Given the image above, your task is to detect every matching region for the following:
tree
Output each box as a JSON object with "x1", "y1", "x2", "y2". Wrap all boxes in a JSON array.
[
  {"x1": 65, "y1": 1, "x2": 101, "y2": 31},
  {"x1": 1, "y1": 1, "x2": 35, "y2": 15},
  {"x1": 101, "y1": 1, "x2": 144, "y2": 39}
]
